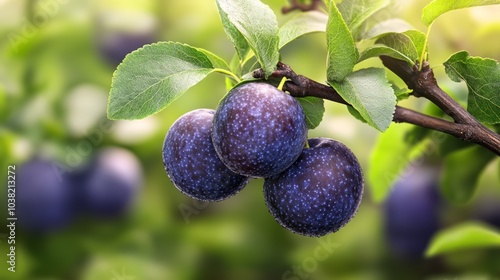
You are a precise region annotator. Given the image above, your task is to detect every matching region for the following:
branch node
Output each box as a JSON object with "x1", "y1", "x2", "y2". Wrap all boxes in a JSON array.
[{"x1": 410, "y1": 63, "x2": 436, "y2": 97}]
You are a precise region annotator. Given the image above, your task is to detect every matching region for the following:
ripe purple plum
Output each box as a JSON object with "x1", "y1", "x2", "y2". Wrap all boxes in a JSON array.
[
  {"x1": 384, "y1": 165, "x2": 441, "y2": 258},
  {"x1": 163, "y1": 109, "x2": 249, "y2": 201},
  {"x1": 264, "y1": 138, "x2": 364, "y2": 237},
  {"x1": 17, "y1": 160, "x2": 73, "y2": 231},
  {"x1": 212, "y1": 82, "x2": 307, "y2": 178},
  {"x1": 81, "y1": 148, "x2": 143, "y2": 218}
]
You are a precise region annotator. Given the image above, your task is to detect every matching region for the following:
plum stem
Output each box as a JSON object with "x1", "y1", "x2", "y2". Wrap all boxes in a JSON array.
[
  {"x1": 214, "y1": 68, "x2": 241, "y2": 83},
  {"x1": 253, "y1": 62, "x2": 500, "y2": 155},
  {"x1": 277, "y1": 77, "x2": 288, "y2": 91}
]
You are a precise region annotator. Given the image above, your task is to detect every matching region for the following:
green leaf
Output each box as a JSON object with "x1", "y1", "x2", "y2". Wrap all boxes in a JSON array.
[
  {"x1": 362, "y1": 26, "x2": 426, "y2": 64},
  {"x1": 392, "y1": 84, "x2": 412, "y2": 101},
  {"x1": 326, "y1": 0, "x2": 359, "y2": 82},
  {"x1": 198, "y1": 48, "x2": 231, "y2": 70},
  {"x1": 337, "y1": 0, "x2": 390, "y2": 37},
  {"x1": 216, "y1": 2, "x2": 250, "y2": 60},
  {"x1": 278, "y1": 11, "x2": 328, "y2": 49},
  {"x1": 426, "y1": 222, "x2": 500, "y2": 257},
  {"x1": 295, "y1": 96, "x2": 325, "y2": 129},
  {"x1": 444, "y1": 51, "x2": 500, "y2": 124},
  {"x1": 107, "y1": 42, "x2": 215, "y2": 120},
  {"x1": 403, "y1": 30, "x2": 427, "y2": 59},
  {"x1": 229, "y1": 53, "x2": 242, "y2": 76},
  {"x1": 330, "y1": 68, "x2": 396, "y2": 131},
  {"x1": 368, "y1": 123, "x2": 426, "y2": 202},
  {"x1": 440, "y1": 146, "x2": 495, "y2": 204},
  {"x1": 365, "y1": 18, "x2": 414, "y2": 39},
  {"x1": 358, "y1": 44, "x2": 414, "y2": 65},
  {"x1": 375, "y1": 33, "x2": 419, "y2": 64},
  {"x1": 216, "y1": 0, "x2": 279, "y2": 77},
  {"x1": 347, "y1": 106, "x2": 367, "y2": 124},
  {"x1": 422, "y1": 0, "x2": 500, "y2": 26}
]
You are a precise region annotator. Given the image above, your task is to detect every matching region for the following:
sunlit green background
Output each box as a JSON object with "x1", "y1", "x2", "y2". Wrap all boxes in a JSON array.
[{"x1": 0, "y1": 0, "x2": 499, "y2": 279}]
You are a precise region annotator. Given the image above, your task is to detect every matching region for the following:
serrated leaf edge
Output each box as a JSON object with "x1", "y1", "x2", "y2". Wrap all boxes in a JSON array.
[{"x1": 107, "y1": 41, "x2": 216, "y2": 120}]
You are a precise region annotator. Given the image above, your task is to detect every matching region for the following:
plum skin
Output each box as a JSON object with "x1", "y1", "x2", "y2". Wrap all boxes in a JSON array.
[
  {"x1": 384, "y1": 165, "x2": 440, "y2": 258},
  {"x1": 17, "y1": 160, "x2": 73, "y2": 231},
  {"x1": 98, "y1": 32, "x2": 156, "y2": 66},
  {"x1": 264, "y1": 138, "x2": 364, "y2": 237},
  {"x1": 212, "y1": 82, "x2": 308, "y2": 178},
  {"x1": 163, "y1": 109, "x2": 249, "y2": 201},
  {"x1": 81, "y1": 148, "x2": 143, "y2": 218}
]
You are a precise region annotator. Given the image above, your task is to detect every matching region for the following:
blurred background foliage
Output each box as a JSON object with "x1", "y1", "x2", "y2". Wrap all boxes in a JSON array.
[{"x1": 0, "y1": 0, "x2": 499, "y2": 279}]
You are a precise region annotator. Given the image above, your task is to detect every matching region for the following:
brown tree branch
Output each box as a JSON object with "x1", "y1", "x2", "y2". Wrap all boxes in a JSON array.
[
  {"x1": 381, "y1": 56, "x2": 476, "y2": 124},
  {"x1": 381, "y1": 56, "x2": 500, "y2": 154},
  {"x1": 253, "y1": 62, "x2": 500, "y2": 155}
]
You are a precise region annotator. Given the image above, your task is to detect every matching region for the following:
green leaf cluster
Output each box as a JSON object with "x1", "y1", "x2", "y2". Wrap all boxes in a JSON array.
[
  {"x1": 106, "y1": 0, "x2": 500, "y2": 135},
  {"x1": 359, "y1": 0, "x2": 500, "y2": 206},
  {"x1": 107, "y1": 0, "x2": 327, "y2": 125},
  {"x1": 324, "y1": 0, "x2": 398, "y2": 132}
]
